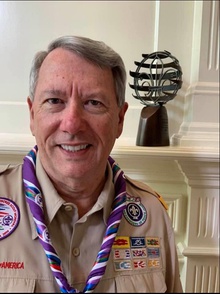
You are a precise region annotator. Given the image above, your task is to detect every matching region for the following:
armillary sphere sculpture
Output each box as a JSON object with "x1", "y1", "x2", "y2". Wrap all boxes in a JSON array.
[{"x1": 129, "y1": 50, "x2": 183, "y2": 146}]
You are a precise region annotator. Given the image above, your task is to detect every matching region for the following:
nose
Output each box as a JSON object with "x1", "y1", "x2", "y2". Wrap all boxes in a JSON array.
[{"x1": 60, "y1": 101, "x2": 86, "y2": 135}]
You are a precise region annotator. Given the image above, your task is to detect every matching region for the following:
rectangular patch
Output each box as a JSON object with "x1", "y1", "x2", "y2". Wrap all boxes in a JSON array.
[
  {"x1": 113, "y1": 249, "x2": 131, "y2": 259},
  {"x1": 114, "y1": 260, "x2": 132, "y2": 271},
  {"x1": 113, "y1": 236, "x2": 130, "y2": 248},
  {"x1": 147, "y1": 258, "x2": 160, "y2": 268},
  {"x1": 145, "y1": 237, "x2": 160, "y2": 247},
  {"x1": 147, "y1": 247, "x2": 160, "y2": 258},
  {"x1": 132, "y1": 259, "x2": 147, "y2": 270},
  {"x1": 131, "y1": 248, "x2": 147, "y2": 258},
  {"x1": 130, "y1": 237, "x2": 146, "y2": 248}
]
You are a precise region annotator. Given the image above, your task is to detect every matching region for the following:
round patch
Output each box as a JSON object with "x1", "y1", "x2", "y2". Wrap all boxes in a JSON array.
[
  {"x1": 123, "y1": 202, "x2": 147, "y2": 226},
  {"x1": 0, "y1": 197, "x2": 20, "y2": 240}
]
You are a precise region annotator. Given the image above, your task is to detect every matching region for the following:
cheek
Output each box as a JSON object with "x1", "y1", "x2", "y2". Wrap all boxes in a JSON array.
[
  {"x1": 33, "y1": 114, "x2": 56, "y2": 139},
  {"x1": 95, "y1": 115, "x2": 119, "y2": 138}
]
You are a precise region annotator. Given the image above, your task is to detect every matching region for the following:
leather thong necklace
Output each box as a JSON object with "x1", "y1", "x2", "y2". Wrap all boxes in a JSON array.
[{"x1": 22, "y1": 145, "x2": 127, "y2": 293}]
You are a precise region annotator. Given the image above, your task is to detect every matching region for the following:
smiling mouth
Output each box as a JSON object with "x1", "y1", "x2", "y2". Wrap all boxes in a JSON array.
[{"x1": 60, "y1": 144, "x2": 89, "y2": 152}]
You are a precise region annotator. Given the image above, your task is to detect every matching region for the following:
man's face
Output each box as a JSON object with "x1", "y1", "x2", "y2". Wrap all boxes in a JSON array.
[{"x1": 27, "y1": 48, "x2": 128, "y2": 183}]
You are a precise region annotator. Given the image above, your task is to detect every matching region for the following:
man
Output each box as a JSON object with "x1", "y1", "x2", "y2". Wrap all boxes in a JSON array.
[{"x1": 0, "y1": 35, "x2": 183, "y2": 293}]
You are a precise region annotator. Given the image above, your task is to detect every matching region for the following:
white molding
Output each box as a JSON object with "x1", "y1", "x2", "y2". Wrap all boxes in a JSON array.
[
  {"x1": 165, "y1": 193, "x2": 184, "y2": 235},
  {"x1": 0, "y1": 133, "x2": 219, "y2": 159},
  {"x1": 171, "y1": 81, "x2": 219, "y2": 148},
  {"x1": 185, "y1": 81, "x2": 219, "y2": 95},
  {"x1": 175, "y1": 122, "x2": 219, "y2": 134},
  {"x1": 183, "y1": 247, "x2": 219, "y2": 257},
  {"x1": 0, "y1": 133, "x2": 35, "y2": 153}
]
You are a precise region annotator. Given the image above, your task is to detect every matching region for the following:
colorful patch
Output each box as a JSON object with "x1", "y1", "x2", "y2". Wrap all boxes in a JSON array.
[
  {"x1": 130, "y1": 237, "x2": 146, "y2": 247},
  {"x1": 131, "y1": 248, "x2": 147, "y2": 258},
  {"x1": 146, "y1": 237, "x2": 160, "y2": 247},
  {"x1": 133, "y1": 259, "x2": 147, "y2": 269},
  {"x1": 0, "y1": 197, "x2": 20, "y2": 240},
  {"x1": 147, "y1": 247, "x2": 160, "y2": 258},
  {"x1": 113, "y1": 236, "x2": 162, "y2": 272},
  {"x1": 113, "y1": 248, "x2": 131, "y2": 259},
  {"x1": 114, "y1": 260, "x2": 132, "y2": 271},
  {"x1": 123, "y1": 197, "x2": 147, "y2": 226},
  {"x1": 148, "y1": 258, "x2": 160, "y2": 268},
  {"x1": 113, "y1": 236, "x2": 130, "y2": 248}
]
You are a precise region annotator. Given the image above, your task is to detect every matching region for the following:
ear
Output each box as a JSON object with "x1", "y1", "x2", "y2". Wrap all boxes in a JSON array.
[
  {"x1": 27, "y1": 97, "x2": 35, "y2": 136},
  {"x1": 116, "y1": 102, "x2": 129, "y2": 138}
]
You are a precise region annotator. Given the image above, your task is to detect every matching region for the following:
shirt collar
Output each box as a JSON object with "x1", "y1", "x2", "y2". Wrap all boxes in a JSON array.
[
  {"x1": 83, "y1": 161, "x2": 115, "y2": 225},
  {"x1": 36, "y1": 153, "x2": 65, "y2": 221},
  {"x1": 30, "y1": 153, "x2": 115, "y2": 238}
]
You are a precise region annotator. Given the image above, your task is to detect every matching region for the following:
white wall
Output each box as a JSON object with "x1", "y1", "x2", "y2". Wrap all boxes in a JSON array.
[
  {"x1": 0, "y1": 0, "x2": 157, "y2": 146},
  {"x1": 1, "y1": 0, "x2": 204, "y2": 148},
  {"x1": 1, "y1": 1, "x2": 219, "y2": 150}
]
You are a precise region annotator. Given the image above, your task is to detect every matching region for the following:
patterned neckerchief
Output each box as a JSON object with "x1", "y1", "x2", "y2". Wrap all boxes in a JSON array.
[{"x1": 22, "y1": 145, "x2": 127, "y2": 293}]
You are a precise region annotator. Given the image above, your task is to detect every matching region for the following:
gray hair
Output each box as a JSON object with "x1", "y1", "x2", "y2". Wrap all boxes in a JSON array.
[{"x1": 29, "y1": 35, "x2": 127, "y2": 107}]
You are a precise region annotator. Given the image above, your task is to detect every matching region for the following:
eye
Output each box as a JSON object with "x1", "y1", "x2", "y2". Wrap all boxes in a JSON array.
[
  {"x1": 85, "y1": 100, "x2": 102, "y2": 107},
  {"x1": 84, "y1": 99, "x2": 106, "y2": 114},
  {"x1": 47, "y1": 98, "x2": 64, "y2": 104}
]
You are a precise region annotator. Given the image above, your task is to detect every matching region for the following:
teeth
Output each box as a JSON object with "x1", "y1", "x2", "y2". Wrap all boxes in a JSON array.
[{"x1": 61, "y1": 144, "x2": 88, "y2": 152}]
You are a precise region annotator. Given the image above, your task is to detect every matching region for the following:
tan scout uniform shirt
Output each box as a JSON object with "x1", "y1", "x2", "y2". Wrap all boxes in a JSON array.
[{"x1": 0, "y1": 155, "x2": 183, "y2": 293}]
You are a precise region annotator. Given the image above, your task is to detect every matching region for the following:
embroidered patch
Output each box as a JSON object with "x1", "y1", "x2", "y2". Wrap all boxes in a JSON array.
[
  {"x1": 148, "y1": 258, "x2": 160, "y2": 268},
  {"x1": 113, "y1": 236, "x2": 162, "y2": 272},
  {"x1": 131, "y1": 248, "x2": 147, "y2": 258},
  {"x1": 133, "y1": 259, "x2": 147, "y2": 269},
  {"x1": 113, "y1": 236, "x2": 130, "y2": 248},
  {"x1": 114, "y1": 260, "x2": 132, "y2": 271},
  {"x1": 130, "y1": 237, "x2": 146, "y2": 247},
  {"x1": 146, "y1": 237, "x2": 160, "y2": 247},
  {"x1": 123, "y1": 196, "x2": 147, "y2": 226},
  {"x1": 0, "y1": 197, "x2": 20, "y2": 240},
  {"x1": 147, "y1": 247, "x2": 160, "y2": 258},
  {"x1": 113, "y1": 248, "x2": 131, "y2": 259}
]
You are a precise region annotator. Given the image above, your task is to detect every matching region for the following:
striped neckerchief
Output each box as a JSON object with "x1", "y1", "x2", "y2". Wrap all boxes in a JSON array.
[{"x1": 22, "y1": 145, "x2": 127, "y2": 293}]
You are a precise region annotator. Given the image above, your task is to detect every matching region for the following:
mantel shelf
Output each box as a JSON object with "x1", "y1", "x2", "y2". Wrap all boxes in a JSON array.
[
  {"x1": 0, "y1": 144, "x2": 219, "y2": 163},
  {"x1": 0, "y1": 133, "x2": 219, "y2": 162},
  {"x1": 112, "y1": 145, "x2": 219, "y2": 161}
]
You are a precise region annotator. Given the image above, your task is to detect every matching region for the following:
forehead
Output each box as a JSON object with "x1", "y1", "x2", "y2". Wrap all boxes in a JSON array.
[
  {"x1": 39, "y1": 48, "x2": 110, "y2": 78},
  {"x1": 36, "y1": 48, "x2": 116, "y2": 96}
]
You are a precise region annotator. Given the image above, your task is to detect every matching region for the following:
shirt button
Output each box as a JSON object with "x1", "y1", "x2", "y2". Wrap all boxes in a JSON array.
[
  {"x1": 72, "y1": 248, "x2": 80, "y2": 257},
  {"x1": 64, "y1": 205, "x2": 73, "y2": 212}
]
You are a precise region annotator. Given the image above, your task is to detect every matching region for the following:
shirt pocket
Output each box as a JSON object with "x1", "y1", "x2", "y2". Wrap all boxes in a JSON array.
[
  {"x1": 115, "y1": 271, "x2": 167, "y2": 293},
  {"x1": 0, "y1": 278, "x2": 35, "y2": 292}
]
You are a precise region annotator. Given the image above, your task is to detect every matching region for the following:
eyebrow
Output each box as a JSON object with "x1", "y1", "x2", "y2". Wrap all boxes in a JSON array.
[
  {"x1": 41, "y1": 89, "x2": 109, "y2": 101},
  {"x1": 41, "y1": 89, "x2": 66, "y2": 97}
]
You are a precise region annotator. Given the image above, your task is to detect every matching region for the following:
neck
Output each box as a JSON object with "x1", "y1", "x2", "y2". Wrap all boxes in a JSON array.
[{"x1": 51, "y1": 173, "x2": 107, "y2": 218}]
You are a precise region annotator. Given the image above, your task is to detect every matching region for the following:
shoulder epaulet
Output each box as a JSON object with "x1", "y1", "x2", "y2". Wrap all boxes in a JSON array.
[
  {"x1": 125, "y1": 175, "x2": 168, "y2": 210},
  {"x1": 153, "y1": 191, "x2": 168, "y2": 210},
  {"x1": 0, "y1": 164, "x2": 10, "y2": 174}
]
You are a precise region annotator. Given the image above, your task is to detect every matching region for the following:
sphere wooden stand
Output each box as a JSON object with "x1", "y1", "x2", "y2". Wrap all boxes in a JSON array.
[{"x1": 136, "y1": 105, "x2": 170, "y2": 146}]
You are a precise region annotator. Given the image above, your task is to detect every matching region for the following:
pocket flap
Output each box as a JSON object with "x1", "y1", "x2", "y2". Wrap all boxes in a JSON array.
[
  {"x1": 0, "y1": 278, "x2": 35, "y2": 293},
  {"x1": 115, "y1": 271, "x2": 167, "y2": 293}
]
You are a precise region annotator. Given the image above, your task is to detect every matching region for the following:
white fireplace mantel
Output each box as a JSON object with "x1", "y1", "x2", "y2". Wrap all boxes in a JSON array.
[{"x1": 0, "y1": 138, "x2": 219, "y2": 292}]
